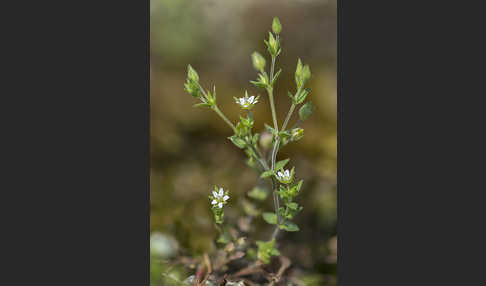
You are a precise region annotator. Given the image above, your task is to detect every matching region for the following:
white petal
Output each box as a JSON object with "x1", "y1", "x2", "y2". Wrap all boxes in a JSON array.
[
  {"x1": 218, "y1": 202, "x2": 223, "y2": 208},
  {"x1": 285, "y1": 170, "x2": 290, "y2": 176},
  {"x1": 240, "y1": 98, "x2": 246, "y2": 104},
  {"x1": 277, "y1": 171, "x2": 283, "y2": 177},
  {"x1": 219, "y1": 188, "x2": 224, "y2": 196},
  {"x1": 248, "y1": 96, "x2": 254, "y2": 103},
  {"x1": 212, "y1": 191, "x2": 218, "y2": 197},
  {"x1": 223, "y1": 195, "x2": 229, "y2": 201},
  {"x1": 211, "y1": 200, "x2": 217, "y2": 205}
]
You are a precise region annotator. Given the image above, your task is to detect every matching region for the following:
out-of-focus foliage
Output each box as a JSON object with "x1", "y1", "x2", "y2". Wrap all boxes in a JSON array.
[{"x1": 150, "y1": 0, "x2": 336, "y2": 285}]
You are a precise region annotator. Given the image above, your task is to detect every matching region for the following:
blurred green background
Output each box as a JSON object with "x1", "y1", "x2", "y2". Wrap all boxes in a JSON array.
[{"x1": 150, "y1": 0, "x2": 337, "y2": 284}]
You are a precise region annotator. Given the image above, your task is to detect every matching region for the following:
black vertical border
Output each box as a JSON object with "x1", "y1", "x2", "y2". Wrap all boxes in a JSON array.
[{"x1": 337, "y1": 0, "x2": 343, "y2": 284}]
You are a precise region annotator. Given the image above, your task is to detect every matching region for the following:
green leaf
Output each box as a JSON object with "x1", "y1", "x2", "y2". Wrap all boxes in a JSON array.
[
  {"x1": 250, "y1": 80, "x2": 267, "y2": 89},
  {"x1": 256, "y1": 239, "x2": 279, "y2": 264},
  {"x1": 275, "y1": 158, "x2": 290, "y2": 170},
  {"x1": 262, "y1": 212, "x2": 277, "y2": 224},
  {"x1": 294, "y1": 180, "x2": 303, "y2": 192},
  {"x1": 272, "y1": 69, "x2": 282, "y2": 85},
  {"x1": 286, "y1": 202, "x2": 298, "y2": 210},
  {"x1": 299, "y1": 101, "x2": 313, "y2": 121},
  {"x1": 279, "y1": 221, "x2": 299, "y2": 232},
  {"x1": 247, "y1": 186, "x2": 269, "y2": 201},
  {"x1": 228, "y1": 136, "x2": 246, "y2": 148},
  {"x1": 260, "y1": 170, "x2": 274, "y2": 178},
  {"x1": 193, "y1": 103, "x2": 212, "y2": 108}
]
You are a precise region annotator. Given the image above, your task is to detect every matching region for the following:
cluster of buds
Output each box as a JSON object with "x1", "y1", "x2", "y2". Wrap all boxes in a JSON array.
[
  {"x1": 264, "y1": 18, "x2": 282, "y2": 57},
  {"x1": 184, "y1": 65, "x2": 217, "y2": 108},
  {"x1": 295, "y1": 59, "x2": 311, "y2": 90}
]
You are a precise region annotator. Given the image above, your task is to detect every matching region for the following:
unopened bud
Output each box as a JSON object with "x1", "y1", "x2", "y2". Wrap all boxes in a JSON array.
[
  {"x1": 259, "y1": 131, "x2": 273, "y2": 150},
  {"x1": 291, "y1": 128, "x2": 304, "y2": 141},
  {"x1": 272, "y1": 17, "x2": 282, "y2": 34},
  {"x1": 252, "y1": 52, "x2": 266, "y2": 73}
]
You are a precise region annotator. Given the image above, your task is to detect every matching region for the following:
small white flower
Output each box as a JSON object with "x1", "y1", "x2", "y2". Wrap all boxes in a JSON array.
[
  {"x1": 235, "y1": 92, "x2": 259, "y2": 109},
  {"x1": 276, "y1": 169, "x2": 291, "y2": 183},
  {"x1": 210, "y1": 187, "x2": 230, "y2": 208}
]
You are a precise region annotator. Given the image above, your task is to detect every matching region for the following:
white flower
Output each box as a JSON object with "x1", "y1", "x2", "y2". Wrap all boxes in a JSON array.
[
  {"x1": 235, "y1": 92, "x2": 259, "y2": 109},
  {"x1": 210, "y1": 187, "x2": 230, "y2": 208},
  {"x1": 277, "y1": 169, "x2": 291, "y2": 182}
]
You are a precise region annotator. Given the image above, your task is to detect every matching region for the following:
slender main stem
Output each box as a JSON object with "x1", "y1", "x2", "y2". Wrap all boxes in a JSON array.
[
  {"x1": 268, "y1": 88, "x2": 279, "y2": 133},
  {"x1": 271, "y1": 223, "x2": 280, "y2": 240}
]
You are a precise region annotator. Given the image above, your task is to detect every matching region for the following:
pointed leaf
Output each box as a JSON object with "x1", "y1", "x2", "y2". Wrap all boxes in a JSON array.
[{"x1": 262, "y1": 212, "x2": 277, "y2": 225}]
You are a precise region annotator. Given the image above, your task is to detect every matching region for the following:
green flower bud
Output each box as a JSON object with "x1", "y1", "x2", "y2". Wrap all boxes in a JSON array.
[
  {"x1": 302, "y1": 64, "x2": 311, "y2": 83},
  {"x1": 272, "y1": 17, "x2": 282, "y2": 34},
  {"x1": 259, "y1": 131, "x2": 273, "y2": 150},
  {"x1": 295, "y1": 59, "x2": 303, "y2": 86},
  {"x1": 265, "y1": 32, "x2": 280, "y2": 56},
  {"x1": 251, "y1": 52, "x2": 266, "y2": 73},
  {"x1": 291, "y1": 128, "x2": 304, "y2": 141},
  {"x1": 187, "y1": 64, "x2": 199, "y2": 82}
]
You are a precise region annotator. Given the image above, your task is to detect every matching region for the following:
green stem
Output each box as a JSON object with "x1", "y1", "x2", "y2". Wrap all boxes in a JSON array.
[
  {"x1": 281, "y1": 103, "x2": 296, "y2": 131},
  {"x1": 213, "y1": 105, "x2": 236, "y2": 133},
  {"x1": 268, "y1": 88, "x2": 279, "y2": 133}
]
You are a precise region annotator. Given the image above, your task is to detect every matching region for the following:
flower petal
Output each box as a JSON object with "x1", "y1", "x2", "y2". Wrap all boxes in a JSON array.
[
  {"x1": 223, "y1": 195, "x2": 229, "y2": 201},
  {"x1": 212, "y1": 191, "x2": 218, "y2": 197},
  {"x1": 249, "y1": 96, "x2": 254, "y2": 103},
  {"x1": 211, "y1": 200, "x2": 217, "y2": 205},
  {"x1": 219, "y1": 188, "x2": 224, "y2": 196},
  {"x1": 218, "y1": 202, "x2": 223, "y2": 208},
  {"x1": 277, "y1": 171, "x2": 283, "y2": 177}
]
